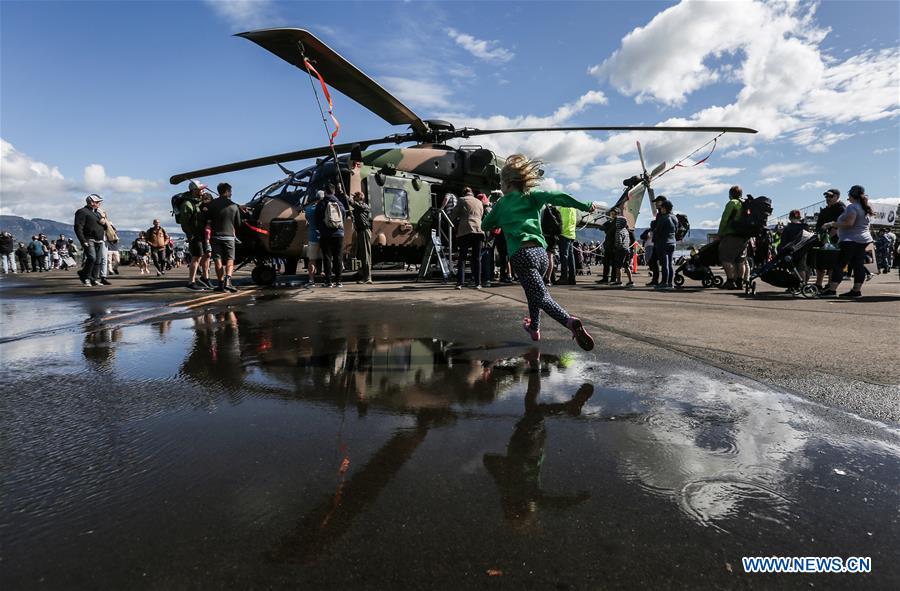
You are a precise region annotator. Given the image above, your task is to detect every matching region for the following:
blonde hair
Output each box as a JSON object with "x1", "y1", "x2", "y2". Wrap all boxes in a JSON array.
[{"x1": 501, "y1": 154, "x2": 543, "y2": 193}]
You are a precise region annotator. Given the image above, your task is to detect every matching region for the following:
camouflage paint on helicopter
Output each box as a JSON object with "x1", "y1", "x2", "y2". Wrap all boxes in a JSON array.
[{"x1": 247, "y1": 143, "x2": 506, "y2": 265}]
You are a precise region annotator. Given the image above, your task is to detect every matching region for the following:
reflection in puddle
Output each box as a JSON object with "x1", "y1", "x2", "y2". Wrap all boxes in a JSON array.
[{"x1": 2, "y1": 301, "x2": 899, "y2": 588}]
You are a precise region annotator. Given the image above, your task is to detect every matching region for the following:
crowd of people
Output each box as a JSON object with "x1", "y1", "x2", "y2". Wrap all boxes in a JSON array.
[
  {"x1": 0, "y1": 232, "x2": 82, "y2": 274},
  {"x1": 2, "y1": 156, "x2": 896, "y2": 311}
]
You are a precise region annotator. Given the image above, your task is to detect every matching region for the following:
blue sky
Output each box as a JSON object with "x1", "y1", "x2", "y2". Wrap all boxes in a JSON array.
[{"x1": 2, "y1": 0, "x2": 898, "y2": 230}]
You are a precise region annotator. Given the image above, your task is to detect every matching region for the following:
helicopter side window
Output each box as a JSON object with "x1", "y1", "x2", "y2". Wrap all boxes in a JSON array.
[{"x1": 384, "y1": 187, "x2": 409, "y2": 219}]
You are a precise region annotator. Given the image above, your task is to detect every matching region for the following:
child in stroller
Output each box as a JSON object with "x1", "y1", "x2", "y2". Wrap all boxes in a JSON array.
[
  {"x1": 745, "y1": 231, "x2": 820, "y2": 297},
  {"x1": 674, "y1": 240, "x2": 724, "y2": 288}
]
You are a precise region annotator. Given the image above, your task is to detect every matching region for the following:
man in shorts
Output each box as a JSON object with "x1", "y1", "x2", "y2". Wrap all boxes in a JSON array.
[
  {"x1": 304, "y1": 191, "x2": 324, "y2": 287},
  {"x1": 180, "y1": 180, "x2": 213, "y2": 291},
  {"x1": 206, "y1": 182, "x2": 242, "y2": 292},
  {"x1": 717, "y1": 185, "x2": 748, "y2": 290}
]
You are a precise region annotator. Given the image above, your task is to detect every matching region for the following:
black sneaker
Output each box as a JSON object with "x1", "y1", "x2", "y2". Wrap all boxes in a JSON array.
[
  {"x1": 225, "y1": 279, "x2": 238, "y2": 293},
  {"x1": 721, "y1": 280, "x2": 736, "y2": 290},
  {"x1": 839, "y1": 290, "x2": 862, "y2": 299},
  {"x1": 82, "y1": 278, "x2": 93, "y2": 287},
  {"x1": 187, "y1": 282, "x2": 203, "y2": 291},
  {"x1": 645, "y1": 281, "x2": 658, "y2": 287},
  {"x1": 197, "y1": 277, "x2": 213, "y2": 289},
  {"x1": 99, "y1": 278, "x2": 112, "y2": 286},
  {"x1": 596, "y1": 279, "x2": 609, "y2": 284},
  {"x1": 818, "y1": 290, "x2": 837, "y2": 298}
]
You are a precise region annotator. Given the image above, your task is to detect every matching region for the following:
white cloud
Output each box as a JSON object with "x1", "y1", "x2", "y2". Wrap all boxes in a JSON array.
[
  {"x1": 695, "y1": 219, "x2": 722, "y2": 230},
  {"x1": 590, "y1": 1, "x2": 897, "y2": 154},
  {"x1": 694, "y1": 201, "x2": 720, "y2": 209},
  {"x1": 203, "y1": 0, "x2": 278, "y2": 31},
  {"x1": 381, "y1": 77, "x2": 454, "y2": 110},
  {"x1": 83, "y1": 164, "x2": 159, "y2": 193},
  {"x1": 871, "y1": 197, "x2": 900, "y2": 206},
  {"x1": 874, "y1": 147, "x2": 897, "y2": 155},
  {"x1": 799, "y1": 180, "x2": 830, "y2": 190},
  {"x1": 445, "y1": 91, "x2": 608, "y2": 178},
  {"x1": 721, "y1": 146, "x2": 757, "y2": 159},
  {"x1": 760, "y1": 162, "x2": 816, "y2": 179},
  {"x1": 0, "y1": 138, "x2": 166, "y2": 230},
  {"x1": 447, "y1": 28, "x2": 514, "y2": 64}
]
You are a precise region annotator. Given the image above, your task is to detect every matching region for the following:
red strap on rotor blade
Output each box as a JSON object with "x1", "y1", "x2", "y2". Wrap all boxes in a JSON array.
[
  {"x1": 304, "y1": 58, "x2": 341, "y2": 146},
  {"x1": 675, "y1": 137, "x2": 717, "y2": 168}
]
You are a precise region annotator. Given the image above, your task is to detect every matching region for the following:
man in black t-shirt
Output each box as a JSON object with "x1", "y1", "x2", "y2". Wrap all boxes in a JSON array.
[{"x1": 204, "y1": 182, "x2": 242, "y2": 292}]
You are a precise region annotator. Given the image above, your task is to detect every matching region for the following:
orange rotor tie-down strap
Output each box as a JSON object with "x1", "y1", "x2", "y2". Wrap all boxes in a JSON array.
[{"x1": 303, "y1": 58, "x2": 340, "y2": 146}]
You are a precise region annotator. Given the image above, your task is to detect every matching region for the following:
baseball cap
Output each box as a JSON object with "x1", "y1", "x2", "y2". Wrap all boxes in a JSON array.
[
  {"x1": 86, "y1": 194, "x2": 103, "y2": 203},
  {"x1": 823, "y1": 188, "x2": 840, "y2": 198},
  {"x1": 652, "y1": 194, "x2": 666, "y2": 203},
  {"x1": 188, "y1": 180, "x2": 207, "y2": 191}
]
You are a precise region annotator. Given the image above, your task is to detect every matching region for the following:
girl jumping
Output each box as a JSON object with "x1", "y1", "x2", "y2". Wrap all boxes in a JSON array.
[{"x1": 482, "y1": 154, "x2": 597, "y2": 351}]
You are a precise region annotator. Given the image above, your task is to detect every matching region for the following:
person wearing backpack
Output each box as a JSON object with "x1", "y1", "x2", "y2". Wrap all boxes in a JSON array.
[
  {"x1": 314, "y1": 183, "x2": 348, "y2": 287},
  {"x1": 540, "y1": 204, "x2": 562, "y2": 285},
  {"x1": 717, "y1": 185, "x2": 748, "y2": 290},
  {"x1": 175, "y1": 180, "x2": 214, "y2": 290}
]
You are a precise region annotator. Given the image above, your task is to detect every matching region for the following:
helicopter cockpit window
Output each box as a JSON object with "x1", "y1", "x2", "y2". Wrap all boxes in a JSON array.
[
  {"x1": 383, "y1": 187, "x2": 409, "y2": 219},
  {"x1": 260, "y1": 175, "x2": 309, "y2": 207}
]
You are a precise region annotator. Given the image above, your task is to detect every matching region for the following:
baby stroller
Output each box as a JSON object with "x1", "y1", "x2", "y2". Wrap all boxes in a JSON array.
[
  {"x1": 746, "y1": 231, "x2": 820, "y2": 297},
  {"x1": 674, "y1": 240, "x2": 724, "y2": 289}
]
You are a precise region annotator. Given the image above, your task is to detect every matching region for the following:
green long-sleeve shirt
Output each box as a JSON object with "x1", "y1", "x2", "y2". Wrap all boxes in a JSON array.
[
  {"x1": 718, "y1": 198, "x2": 743, "y2": 237},
  {"x1": 482, "y1": 190, "x2": 592, "y2": 256}
]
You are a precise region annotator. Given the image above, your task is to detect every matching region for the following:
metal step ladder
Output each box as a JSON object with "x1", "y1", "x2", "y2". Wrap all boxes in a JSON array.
[{"x1": 417, "y1": 212, "x2": 454, "y2": 282}]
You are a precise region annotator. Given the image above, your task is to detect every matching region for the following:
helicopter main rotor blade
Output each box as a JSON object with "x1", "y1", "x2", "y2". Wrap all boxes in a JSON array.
[
  {"x1": 169, "y1": 135, "x2": 409, "y2": 185},
  {"x1": 237, "y1": 28, "x2": 428, "y2": 136},
  {"x1": 459, "y1": 125, "x2": 757, "y2": 137},
  {"x1": 650, "y1": 161, "x2": 666, "y2": 179}
]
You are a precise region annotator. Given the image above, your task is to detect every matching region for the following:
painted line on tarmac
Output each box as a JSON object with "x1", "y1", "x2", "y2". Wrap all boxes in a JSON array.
[{"x1": 99, "y1": 288, "x2": 259, "y2": 322}]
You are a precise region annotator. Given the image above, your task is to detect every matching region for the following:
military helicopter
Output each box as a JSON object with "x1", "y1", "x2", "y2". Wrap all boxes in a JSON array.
[{"x1": 170, "y1": 28, "x2": 756, "y2": 285}]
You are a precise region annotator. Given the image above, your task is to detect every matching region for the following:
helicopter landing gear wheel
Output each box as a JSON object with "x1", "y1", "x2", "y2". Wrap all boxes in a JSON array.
[
  {"x1": 674, "y1": 274, "x2": 685, "y2": 289},
  {"x1": 701, "y1": 277, "x2": 714, "y2": 288},
  {"x1": 713, "y1": 276, "x2": 724, "y2": 288},
  {"x1": 801, "y1": 284, "x2": 818, "y2": 299},
  {"x1": 252, "y1": 264, "x2": 277, "y2": 286}
]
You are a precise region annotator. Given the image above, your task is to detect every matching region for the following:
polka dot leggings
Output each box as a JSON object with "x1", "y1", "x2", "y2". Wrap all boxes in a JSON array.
[{"x1": 510, "y1": 246, "x2": 571, "y2": 331}]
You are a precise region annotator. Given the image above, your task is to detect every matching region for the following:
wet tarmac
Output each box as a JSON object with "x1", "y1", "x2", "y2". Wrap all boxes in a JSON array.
[{"x1": 2, "y1": 288, "x2": 899, "y2": 590}]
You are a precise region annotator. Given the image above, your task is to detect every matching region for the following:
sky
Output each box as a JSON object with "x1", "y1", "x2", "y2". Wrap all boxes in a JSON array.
[{"x1": 1, "y1": 0, "x2": 898, "y2": 231}]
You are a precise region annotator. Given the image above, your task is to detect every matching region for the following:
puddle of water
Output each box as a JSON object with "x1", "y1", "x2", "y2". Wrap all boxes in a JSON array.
[{"x1": 1, "y1": 303, "x2": 898, "y2": 589}]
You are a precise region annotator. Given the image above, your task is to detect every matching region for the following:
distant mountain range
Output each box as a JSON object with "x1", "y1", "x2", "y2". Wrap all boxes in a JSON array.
[
  {"x1": 0, "y1": 215, "x2": 184, "y2": 247},
  {"x1": 576, "y1": 227, "x2": 716, "y2": 246}
]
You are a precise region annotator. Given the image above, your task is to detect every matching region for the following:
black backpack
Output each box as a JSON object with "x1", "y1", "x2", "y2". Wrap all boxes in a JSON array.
[
  {"x1": 675, "y1": 213, "x2": 690, "y2": 241},
  {"x1": 734, "y1": 195, "x2": 773, "y2": 238},
  {"x1": 541, "y1": 205, "x2": 562, "y2": 238}
]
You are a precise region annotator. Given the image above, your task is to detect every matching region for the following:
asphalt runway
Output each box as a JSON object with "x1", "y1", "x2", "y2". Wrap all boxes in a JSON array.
[{"x1": 2, "y1": 266, "x2": 898, "y2": 589}]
